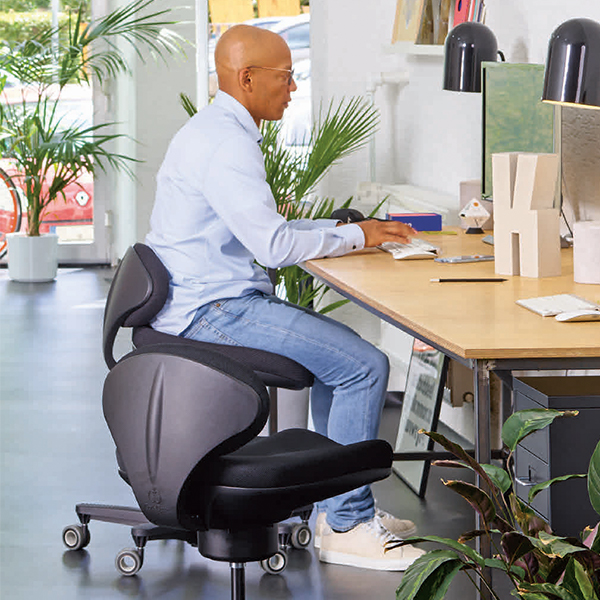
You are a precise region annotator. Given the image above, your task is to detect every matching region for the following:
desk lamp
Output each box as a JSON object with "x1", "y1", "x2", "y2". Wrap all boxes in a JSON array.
[
  {"x1": 443, "y1": 22, "x2": 500, "y2": 93},
  {"x1": 443, "y1": 22, "x2": 501, "y2": 237},
  {"x1": 542, "y1": 18, "x2": 600, "y2": 284},
  {"x1": 542, "y1": 18, "x2": 600, "y2": 110}
]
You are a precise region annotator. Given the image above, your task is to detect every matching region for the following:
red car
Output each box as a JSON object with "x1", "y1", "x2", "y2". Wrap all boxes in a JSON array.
[
  {"x1": 0, "y1": 157, "x2": 94, "y2": 235},
  {"x1": 0, "y1": 84, "x2": 94, "y2": 253}
]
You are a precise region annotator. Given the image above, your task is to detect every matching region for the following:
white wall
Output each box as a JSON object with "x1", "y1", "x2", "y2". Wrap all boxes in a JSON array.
[{"x1": 311, "y1": 0, "x2": 600, "y2": 215}]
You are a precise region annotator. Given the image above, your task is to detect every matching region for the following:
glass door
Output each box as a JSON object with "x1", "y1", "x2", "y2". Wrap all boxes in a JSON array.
[{"x1": 0, "y1": 0, "x2": 109, "y2": 265}]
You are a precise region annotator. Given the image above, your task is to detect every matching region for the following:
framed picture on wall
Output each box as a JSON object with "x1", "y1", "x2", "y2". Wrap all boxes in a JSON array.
[{"x1": 392, "y1": 340, "x2": 449, "y2": 498}]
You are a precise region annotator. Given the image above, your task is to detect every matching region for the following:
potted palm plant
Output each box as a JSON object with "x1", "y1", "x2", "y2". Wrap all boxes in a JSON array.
[{"x1": 0, "y1": 0, "x2": 183, "y2": 281}]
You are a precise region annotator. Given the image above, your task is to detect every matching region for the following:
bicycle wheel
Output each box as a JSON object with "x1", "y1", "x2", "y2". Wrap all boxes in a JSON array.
[{"x1": 0, "y1": 167, "x2": 22, "y2": 259}]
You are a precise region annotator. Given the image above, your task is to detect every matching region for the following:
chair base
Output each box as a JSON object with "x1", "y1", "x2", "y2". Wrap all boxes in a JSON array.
[
  {"x1": 62, "y1": 502, "x2": 312, "y2": 580},
  {"x1": 197, "y1": 525, "x2": 279, "y2": 562}
]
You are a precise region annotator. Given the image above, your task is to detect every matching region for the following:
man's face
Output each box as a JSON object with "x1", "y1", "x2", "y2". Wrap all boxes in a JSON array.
[{"x1": 246, "y1": 44, "x2": 297, "y2": 123}]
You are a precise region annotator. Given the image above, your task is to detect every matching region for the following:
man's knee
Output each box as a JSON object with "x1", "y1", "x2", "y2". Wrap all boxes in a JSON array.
[{"x1": 364, "y1": 343, "x2": 390, "y2": 379}]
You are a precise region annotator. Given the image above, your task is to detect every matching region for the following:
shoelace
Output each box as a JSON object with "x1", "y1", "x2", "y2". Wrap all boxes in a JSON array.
[{"x1": 365, "y1": 514, "x2": 402, "y2": 547}]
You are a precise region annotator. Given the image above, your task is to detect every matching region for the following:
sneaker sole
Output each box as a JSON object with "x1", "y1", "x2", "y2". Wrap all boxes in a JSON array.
[
  {"x1": 318, "y1": 548, "x2": 417, "y2": 571},
  {"x1": 314, "y1": 524, "x2": 417, "y2": 550}
]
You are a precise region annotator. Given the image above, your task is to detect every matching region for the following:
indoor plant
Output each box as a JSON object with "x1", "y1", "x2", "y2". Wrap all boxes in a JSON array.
[
  {"x1": 0, "y1": 0, "x2": 183, "y2": 281},
  {"x1": 393, "y1": 408, "x2": 600, "y2": 600}
]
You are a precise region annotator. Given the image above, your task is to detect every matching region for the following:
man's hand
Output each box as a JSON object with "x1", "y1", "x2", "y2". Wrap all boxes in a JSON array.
[{"x1": 356, "y1": 219, "x2": 417, "y2": 247}]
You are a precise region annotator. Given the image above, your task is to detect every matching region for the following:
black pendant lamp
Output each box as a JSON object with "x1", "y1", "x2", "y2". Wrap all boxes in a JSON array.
[
  {"x1": 542, "y1": 18, "x2": 600, "y2": 109},
  {"x1": 443, "y1": 22, "x2": 499, "y2": 93}
]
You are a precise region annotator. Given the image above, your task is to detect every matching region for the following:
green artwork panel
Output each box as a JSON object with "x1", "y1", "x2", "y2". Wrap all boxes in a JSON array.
[{"x1": 482, "y1": 62, "x2": 555, "y2": 199}]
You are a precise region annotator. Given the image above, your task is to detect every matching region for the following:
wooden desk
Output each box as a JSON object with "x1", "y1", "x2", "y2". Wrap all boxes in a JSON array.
[
  {"x1": 306, "y1": 230, "x2": 600, "y2": 365},
  {"x1": 304, "y1": 229, "x2": 600, "y2": 581}
]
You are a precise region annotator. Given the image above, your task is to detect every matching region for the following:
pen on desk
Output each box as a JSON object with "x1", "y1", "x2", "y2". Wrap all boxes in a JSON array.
[{"x1": 430, "y1": 277, "x2": 507, "y2": 283}]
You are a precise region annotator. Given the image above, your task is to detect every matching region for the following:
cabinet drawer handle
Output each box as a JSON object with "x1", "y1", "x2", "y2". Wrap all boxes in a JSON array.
[{"x1": 515, "y1": 476, "x2": 537, "y2": 488}]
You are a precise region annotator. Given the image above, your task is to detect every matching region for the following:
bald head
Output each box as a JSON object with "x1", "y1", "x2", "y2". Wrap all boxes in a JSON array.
[{"x1": 214, "y1": 24, "x2": 296, "y2": 125}]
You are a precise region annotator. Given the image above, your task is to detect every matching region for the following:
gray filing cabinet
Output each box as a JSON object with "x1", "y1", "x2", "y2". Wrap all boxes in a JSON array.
[{"x1": 513, "y1": 376, "x2": 600, "y2": 537}]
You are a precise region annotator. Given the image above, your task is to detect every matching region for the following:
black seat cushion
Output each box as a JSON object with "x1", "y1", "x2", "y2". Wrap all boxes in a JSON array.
[
  {"x1": 178, "y1": 429, "x2": 392, "y2": 530},
  {"x1": 133, "y1": 325, "x2": 314, "y2": 390}
]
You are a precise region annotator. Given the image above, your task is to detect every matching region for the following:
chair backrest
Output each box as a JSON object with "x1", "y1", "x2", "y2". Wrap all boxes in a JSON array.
[
  {"x1": 103, "y1": 243, "x2": 169, "y2": 369},
  {"x1": 102, "y1": 343, "x2": 270, "y2": 529}
]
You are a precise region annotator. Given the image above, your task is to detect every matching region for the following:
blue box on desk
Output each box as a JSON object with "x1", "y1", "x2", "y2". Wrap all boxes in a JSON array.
[{"x1": 386, "y1": 213, "x2": 442, "y2": 231}]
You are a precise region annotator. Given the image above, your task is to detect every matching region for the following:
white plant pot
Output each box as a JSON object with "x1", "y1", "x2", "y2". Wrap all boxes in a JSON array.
[{"x1": 7, "y1": 232, "x2": 59, "y2": 282}]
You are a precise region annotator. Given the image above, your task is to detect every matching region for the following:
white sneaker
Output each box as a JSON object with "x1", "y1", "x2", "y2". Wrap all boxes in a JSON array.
[
  {"x1": 317, "y1": 514, "x2": 425, "y2": 571},
  {"x1": 314, "y1": 509, "x2": 416, "y2": 549}
]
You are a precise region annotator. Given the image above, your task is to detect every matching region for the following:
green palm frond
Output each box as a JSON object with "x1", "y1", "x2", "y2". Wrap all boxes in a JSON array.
[
  {"x1": 293, "y1": 96, "x2": 379, "y2": 201},
  {"x1": 180, "y1": 92, "x2": 198, "y2": 118}
]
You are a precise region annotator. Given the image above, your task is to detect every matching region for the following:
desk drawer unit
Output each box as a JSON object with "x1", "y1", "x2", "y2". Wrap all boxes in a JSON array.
[{"x1": 513, "y1": 376, "x2": 600, "y2": 537}]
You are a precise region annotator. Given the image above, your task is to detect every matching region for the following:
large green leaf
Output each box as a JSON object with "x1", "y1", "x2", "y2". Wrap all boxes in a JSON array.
[
  {"x1": 510, "y1": 495, "x2": 552, "y2": 536},
  {"x1": 501, "y1": 531, "x2": 535, "y2": 564},
  {"x1": 395, "y1": 550, "x2": 464, "y2": 600},
  {"x1": 528, "y1": 474, "x2": 586, "y2": 503},
  {"x1": 484, "y1": 558, "x2": 526, "y2": 578},
  {"x1": 482, "y1": 463, "x2": 513, "y2": 494},
  {"x1": 588, "y1": 440, "x2": 600, "y2": 517},
  {"x1": 387, "y1": 535, "x2": 485, "y2": 567},
  {"x1": 433, "y1": 460, "x2": 512, "y2": 495},
  {"x1": 502, "y1": 409, "x2": 578, "y2": 453},
  {"x1": 517, "y1": 581, "x2": 583, "y2": 600},
  {"x1": 562, "y1": 557, "x2": 599, "y2": 600},
  {"x1": 424, "y1": 430, "x2": 496, "y2": 492},
  {"x1": 529, "y1": 531, "x2": 589, "y2": 559},
  {"x1": 444, "y1": 480, "x2": 496, "y2": 527}
]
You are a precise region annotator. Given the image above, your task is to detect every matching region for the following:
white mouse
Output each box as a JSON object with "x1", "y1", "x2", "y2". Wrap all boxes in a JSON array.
[{"x1": 555, "y1": 309, "x2": 600, "y2": 322}]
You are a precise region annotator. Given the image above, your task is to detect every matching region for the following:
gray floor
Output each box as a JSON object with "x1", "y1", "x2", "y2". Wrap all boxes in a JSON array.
[{"x1": 1, "y1": 266, "x2": 486, "y2": 600}]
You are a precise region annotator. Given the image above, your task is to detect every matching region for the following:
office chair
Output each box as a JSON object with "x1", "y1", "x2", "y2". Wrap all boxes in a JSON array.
[
  {"x1": 62, "y1": 243, "x2": 320, "y2": 571},
  {"x1": 62, "y1": 249, "x2": 394, "y2": 599}
]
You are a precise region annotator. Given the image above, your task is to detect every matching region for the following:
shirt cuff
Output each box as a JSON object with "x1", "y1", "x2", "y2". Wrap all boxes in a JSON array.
[{"x1": 341, "y1": 222, "x2": 365, "y2": 252}]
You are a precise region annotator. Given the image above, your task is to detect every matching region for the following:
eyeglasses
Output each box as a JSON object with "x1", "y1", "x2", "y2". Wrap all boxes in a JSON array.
[{"x1": 247, "y1": 66, "x2": 295, "y2": 85}]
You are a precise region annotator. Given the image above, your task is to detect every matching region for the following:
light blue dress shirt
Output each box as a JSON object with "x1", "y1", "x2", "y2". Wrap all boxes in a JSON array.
[{"x1": 145, "y1": 91, "x2": 365, "y2": 335}]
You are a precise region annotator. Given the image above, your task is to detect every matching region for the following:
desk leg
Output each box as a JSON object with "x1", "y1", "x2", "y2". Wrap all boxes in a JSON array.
[{"x1": 474, "y1": 360, "x2": 492, "y2": 600}]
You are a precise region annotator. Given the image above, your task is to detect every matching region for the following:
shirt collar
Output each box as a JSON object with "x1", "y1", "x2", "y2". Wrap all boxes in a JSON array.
[{"x1": 214, "y1": 90, "x2": 263, "y2": 144}]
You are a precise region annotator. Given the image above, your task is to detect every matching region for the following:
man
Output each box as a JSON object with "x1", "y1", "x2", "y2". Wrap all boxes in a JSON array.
[{"x1": 145, "y1": 24, "x2": 424, "y2": 571}]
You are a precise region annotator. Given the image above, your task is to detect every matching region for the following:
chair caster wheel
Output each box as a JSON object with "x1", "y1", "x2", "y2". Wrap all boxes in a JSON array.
[
  {"x1": 115, "y1": 548, "x2": 144, "y2": 576},
  {"x1": 290, "y1": 523, "x2": 311, "y2": 549},
  {"x1": 62, "y1": 525, "x2": 90, "y2": 551},
  {"x1": 260, "y1": 550, "x2": 287, "y2": 574}
]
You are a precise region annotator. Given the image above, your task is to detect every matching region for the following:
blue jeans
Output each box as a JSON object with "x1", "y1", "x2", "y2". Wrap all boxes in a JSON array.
[{"x1": 181, "y1": 291, "x2": 390, "y2": 532}]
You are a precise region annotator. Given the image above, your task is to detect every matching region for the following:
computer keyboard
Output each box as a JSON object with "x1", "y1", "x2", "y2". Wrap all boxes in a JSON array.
[
  {"x1": 516, "y1": 294, "x2": 600, "y2": 317},
  {"x1": 379, "y1": 239, "x2": 440, "y2": 260}
]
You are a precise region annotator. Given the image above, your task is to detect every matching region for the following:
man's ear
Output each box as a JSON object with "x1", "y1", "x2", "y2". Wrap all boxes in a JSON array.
[{"x1": 239, "y1": 67, "x2": 253, "y2": 92}]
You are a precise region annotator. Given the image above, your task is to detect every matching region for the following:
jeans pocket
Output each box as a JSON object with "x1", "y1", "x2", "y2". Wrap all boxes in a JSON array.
[{"x1": 184, "y1": 311, "x2": 241, "y2": 346}]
